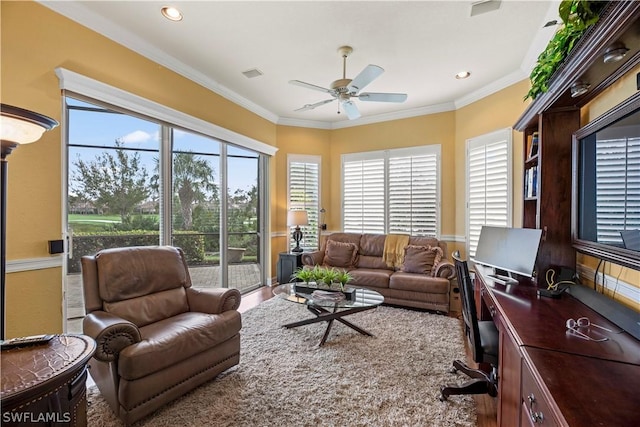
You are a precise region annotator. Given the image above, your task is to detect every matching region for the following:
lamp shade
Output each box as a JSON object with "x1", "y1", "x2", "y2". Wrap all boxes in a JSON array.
[
  {"x1": 287, "y1": 210, "x2": 308, "y2": 226},
  {"x1": 1, "y1": 104, "x2": 59, "y2": 149}
]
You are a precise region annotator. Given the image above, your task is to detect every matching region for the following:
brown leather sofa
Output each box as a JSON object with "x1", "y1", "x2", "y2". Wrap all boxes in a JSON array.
[
  {"x1": 81, "y1": 246, "x2": 242, "y2": 425},
  {"x1": 301, "y1": 233, "x2": 455, "y2": 312}
]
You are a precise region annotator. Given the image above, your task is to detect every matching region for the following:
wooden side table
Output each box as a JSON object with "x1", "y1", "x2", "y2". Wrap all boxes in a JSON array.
[
  {"x1": 276, "y1": 252, "x2": 303, "y2": 284},
  {"x1": 1, "y1": 334, "x2": 96, "y2": 426}
]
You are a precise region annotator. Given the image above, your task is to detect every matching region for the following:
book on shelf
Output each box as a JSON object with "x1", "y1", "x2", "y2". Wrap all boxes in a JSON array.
[
  {"x1": 524, "y1": 166, "x2": 538, "y2": 198},
  {"x1": 528, "y1": 132, "x2": 539, "y2": 158}
]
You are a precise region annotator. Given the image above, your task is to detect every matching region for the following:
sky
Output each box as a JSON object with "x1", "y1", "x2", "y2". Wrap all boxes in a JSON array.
[{"x1": 67, "y1": 98, "x2": 259, "y2": 196}]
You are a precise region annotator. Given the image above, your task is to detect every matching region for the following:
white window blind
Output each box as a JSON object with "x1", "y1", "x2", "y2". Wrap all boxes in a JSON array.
[
  {"x1": 342, "y1": 146, "x2": 440, "y2": 236},
  {"x1": 288, "y1": 155, "x2": 320, "y2": 250},
  {"x1": 595, "y1": 136, "x2": 640, "y2": 243},
  {"x1": 467, "y1": 129, "x2": 512, "y2": 258},
  {"x1": 389, "y1": 154, "x2": 438, "y2": 235}
]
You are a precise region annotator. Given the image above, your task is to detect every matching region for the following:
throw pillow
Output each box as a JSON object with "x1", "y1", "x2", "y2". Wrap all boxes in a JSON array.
[
  {"x1": 323, "y1": 240, "x2": 358, "y2": 268},
  {"x1": 402, "y1": 245, "x2": 443, "y2": 275}
]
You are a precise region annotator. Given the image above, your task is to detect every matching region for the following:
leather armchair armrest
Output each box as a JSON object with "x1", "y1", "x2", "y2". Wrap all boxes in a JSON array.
[
  {"x1": 435, "y1": 260, "x2": 455, "y2": 280},
  {"x1": 301, "y1": 251, "x2": 324, "y2": 266},
  {"x1": 83, "y1": 311, "x2": 141, "y2": 362},
  {"x1": 186, "y1": 287, "x2": 241, "y2": 314}
]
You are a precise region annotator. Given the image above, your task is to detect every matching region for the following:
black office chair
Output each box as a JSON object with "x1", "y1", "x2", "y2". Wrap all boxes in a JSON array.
[{"x1": 440, "y1": 251, "x2": 499, "y2": 401}]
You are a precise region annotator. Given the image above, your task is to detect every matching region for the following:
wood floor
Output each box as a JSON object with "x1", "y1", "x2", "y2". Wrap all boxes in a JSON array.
[{"x1": 242, "y1": 286, "x2": 498, "y2": 427}]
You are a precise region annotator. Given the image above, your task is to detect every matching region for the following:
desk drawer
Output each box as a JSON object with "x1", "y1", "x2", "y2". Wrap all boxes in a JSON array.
[{"x1": 520, "y1": 362, "x2": 559, "y2": 427}]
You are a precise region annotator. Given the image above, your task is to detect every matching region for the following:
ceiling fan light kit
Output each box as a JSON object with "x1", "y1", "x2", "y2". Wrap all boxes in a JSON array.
[{"x1": 289, "y1": 45, "x2": 407, "y2": 120}]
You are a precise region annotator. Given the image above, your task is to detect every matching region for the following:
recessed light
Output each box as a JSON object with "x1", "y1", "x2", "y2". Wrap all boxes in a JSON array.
[
  {"x1": 161, "y1": 6, "x2": 183, "y2": 21},
  {"x1": 455, "y1": 71, "x2": 471, "y2": 80}
]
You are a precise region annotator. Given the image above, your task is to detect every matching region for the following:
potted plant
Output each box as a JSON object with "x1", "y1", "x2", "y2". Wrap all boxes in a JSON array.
[
  {"x1": 310, "y1": 265, "x2": 326, "y2": 286},
  {"x1": 336, "y1": 270, "x2": 354, "y2": 292},
  {"x1": 291, "y1": 267, "x2": 313, "y2": 285},
  {"x1": 320, "y1": 267, "x2": 339, "y2": 288}
]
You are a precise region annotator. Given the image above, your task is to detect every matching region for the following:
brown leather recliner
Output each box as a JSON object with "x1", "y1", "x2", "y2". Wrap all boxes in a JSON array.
[{"x1": 81, "y1": 246, "x2": 242, "y2": 425}]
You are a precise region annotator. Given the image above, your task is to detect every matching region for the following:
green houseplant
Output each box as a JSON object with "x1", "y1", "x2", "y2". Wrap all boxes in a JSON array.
[
  {"x1": 291, "y1": 267, "x2": 314, "y2": 284},
  {"x1": 320, "y1": 267, "x2": 340, "y2": 288},
  {"x1": 525, "y1": 0, "x2": 604, "y2": 101},
  {"x1": 336, "y1": 270, "x2": 354, "y2": 292}
]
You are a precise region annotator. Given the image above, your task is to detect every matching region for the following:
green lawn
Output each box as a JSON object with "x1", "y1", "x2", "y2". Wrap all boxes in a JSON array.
[{"x1": 68, "y1": 214, "x2": 122, "y2": 223}]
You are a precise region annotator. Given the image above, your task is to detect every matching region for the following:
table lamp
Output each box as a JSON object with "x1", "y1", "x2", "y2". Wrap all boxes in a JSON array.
[
  {"x1": 287, "y1": 210, "x2": 308, "y2": 253},
  {"x1": 1, "y1": 104, "x2": 59, "y2": 339}
]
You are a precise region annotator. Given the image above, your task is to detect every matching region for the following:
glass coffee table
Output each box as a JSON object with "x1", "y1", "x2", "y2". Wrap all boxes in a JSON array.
[{"x1": 272, "y1": 283, "x2": 384, "y2": 346}]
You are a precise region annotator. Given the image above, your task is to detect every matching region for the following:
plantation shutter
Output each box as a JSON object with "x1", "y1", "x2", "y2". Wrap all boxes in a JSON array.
[
  {"x1": 389, "y1": 154, "x2": 438, "y2": 236},
  {"x1": 342, "y1": 146, "x2": 440, "y2": 236},
  {"x1": 467, "y1": 129, "x2": 512, "y2": 258},
  {"x1": 595, "y1": 136, "x2": 640, "y2": 244},
  {"x1": 288, "y1": 155, "x2": 320, "y2": 250},
  {"x1": 343, "y1": 158, "x2": 386, "y2": 233}
]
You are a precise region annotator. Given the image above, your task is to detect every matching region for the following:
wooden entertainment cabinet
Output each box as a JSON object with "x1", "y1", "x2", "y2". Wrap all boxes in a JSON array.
[{"x1": 514, "y1": 1, "x2": 640, "y2": 278}]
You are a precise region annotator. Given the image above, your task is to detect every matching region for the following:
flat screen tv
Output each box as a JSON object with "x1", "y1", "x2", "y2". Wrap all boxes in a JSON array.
[
  {"x1": 472, "y1": 226, "x2": 543, "y2": 284},
  {"x1": 573, "y1": 91, "x2": 640, "y2": 271}
]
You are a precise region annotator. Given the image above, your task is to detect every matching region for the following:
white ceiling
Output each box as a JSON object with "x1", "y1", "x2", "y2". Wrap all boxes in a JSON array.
[{"x1": 41, "y1": 1, "x2": 560, "y2": 129}]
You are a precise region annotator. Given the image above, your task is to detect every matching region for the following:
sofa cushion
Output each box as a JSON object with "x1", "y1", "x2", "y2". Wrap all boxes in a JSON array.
[
  {"x1": 118, "y1": 310, "x2": 241, "y2": 380},
  {"x1": 389, "y1": 272, "x2": 450, "y2": 294},
  {"x1": 323, "y1": 240, "x2": 358, "y2": 268},
  {"x1": 402, "y1": 245, "x2": 443, "y2": 275},
  {"x1": 349, "y1": 268, "x2": 394, "y2": 289}
]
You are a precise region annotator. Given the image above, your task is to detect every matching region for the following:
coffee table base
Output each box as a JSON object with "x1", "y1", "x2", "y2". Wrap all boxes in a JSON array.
[{"x1": 283, "y1": 304, "x2": 376, "y2": 346}]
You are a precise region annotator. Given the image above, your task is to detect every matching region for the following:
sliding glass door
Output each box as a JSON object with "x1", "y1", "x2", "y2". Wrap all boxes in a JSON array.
[{"x1": 64, "y1": 97, "x2": 266, "y2": 332}]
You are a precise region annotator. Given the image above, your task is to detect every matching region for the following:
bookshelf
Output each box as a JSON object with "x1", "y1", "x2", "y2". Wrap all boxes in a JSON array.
[{"x1": 514, "y1": 1, "x2": 640, "y2": 281}]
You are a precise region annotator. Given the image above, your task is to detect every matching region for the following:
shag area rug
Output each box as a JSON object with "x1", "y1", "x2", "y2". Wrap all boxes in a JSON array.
[{"x1": 87, "y1": 298, "x2": 476, "y2": 426}]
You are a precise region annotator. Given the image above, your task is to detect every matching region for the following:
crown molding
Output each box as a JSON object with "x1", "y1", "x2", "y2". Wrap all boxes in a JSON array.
[
  {"x1": 279, "y1": 102, "x2": 456, "y2": 130},
  {"x1": 455, "y1": 70, "x2": 528, "y2": 109}
]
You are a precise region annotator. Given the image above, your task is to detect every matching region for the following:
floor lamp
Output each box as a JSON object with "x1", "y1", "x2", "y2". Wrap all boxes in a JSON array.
[{"x1": 1, "y1": 104, "x2": 58, "y2": 340}]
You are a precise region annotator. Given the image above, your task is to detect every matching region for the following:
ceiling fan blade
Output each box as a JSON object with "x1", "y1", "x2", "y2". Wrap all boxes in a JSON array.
[
  {"x1": 358, "y1": 92, "x2": 408, "y2": 103},
  {"x1": 294, "y1": 98, "x2": 335, "y2": 112},
  {"x1": 348, "y1": 65, "x2": 384, "y2": 94},
  {"x1": 289, "y1": 80, "x2": 333, "y2": 94},
  {"x1": 342, "y1": 100, "x2": 361, "y2": 120}
]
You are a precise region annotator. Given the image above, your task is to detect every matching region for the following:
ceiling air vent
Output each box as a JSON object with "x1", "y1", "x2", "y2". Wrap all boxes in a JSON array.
[
  {"x1": 470, "y1": 0, "x2": 501, "y2": 17},
  {"x1": 242, "y1": 68, "x2": 263, "y2": 79}
]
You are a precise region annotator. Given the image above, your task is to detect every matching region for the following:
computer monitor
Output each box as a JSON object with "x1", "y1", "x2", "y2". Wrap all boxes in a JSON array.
[{"x1": 472, "y1": 226, "x2": 543, "y2": 284}]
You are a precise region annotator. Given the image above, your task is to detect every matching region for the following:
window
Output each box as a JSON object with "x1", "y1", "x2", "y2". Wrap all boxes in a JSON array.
[
  {"x1": 342, "y1": 146, "x2": 440, "y2": 236},
  {"x1": 594, "y1": 136, "x2": 640, "y2": 243},
  {"x1": 288, "y1": 155, "x2": 320, "y2": 250},
  {"x1": 466, "y1": 129, "x2": 512, "y2": 258}
]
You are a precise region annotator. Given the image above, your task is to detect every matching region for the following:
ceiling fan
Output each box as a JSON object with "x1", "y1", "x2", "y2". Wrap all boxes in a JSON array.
[{"x1": 289, "y1": 46, "x2": 408, "y2": 120}]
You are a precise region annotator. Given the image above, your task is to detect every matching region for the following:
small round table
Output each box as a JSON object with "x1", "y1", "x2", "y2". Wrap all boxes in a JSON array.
[
  {"x1": 1, "y1": 334, "x2": 96, "y2": 426},
  {"x1": 273, "y1": 283, "x2": 384, "y2": 346}
]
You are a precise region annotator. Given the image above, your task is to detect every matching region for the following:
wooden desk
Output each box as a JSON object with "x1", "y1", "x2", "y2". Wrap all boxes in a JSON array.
[
  {"x1": 474, "y1": 266, "x2": 640, "y2": 426},
  {"x1": 1, "y1": 334, "x2": 96, "y2": 426}
]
